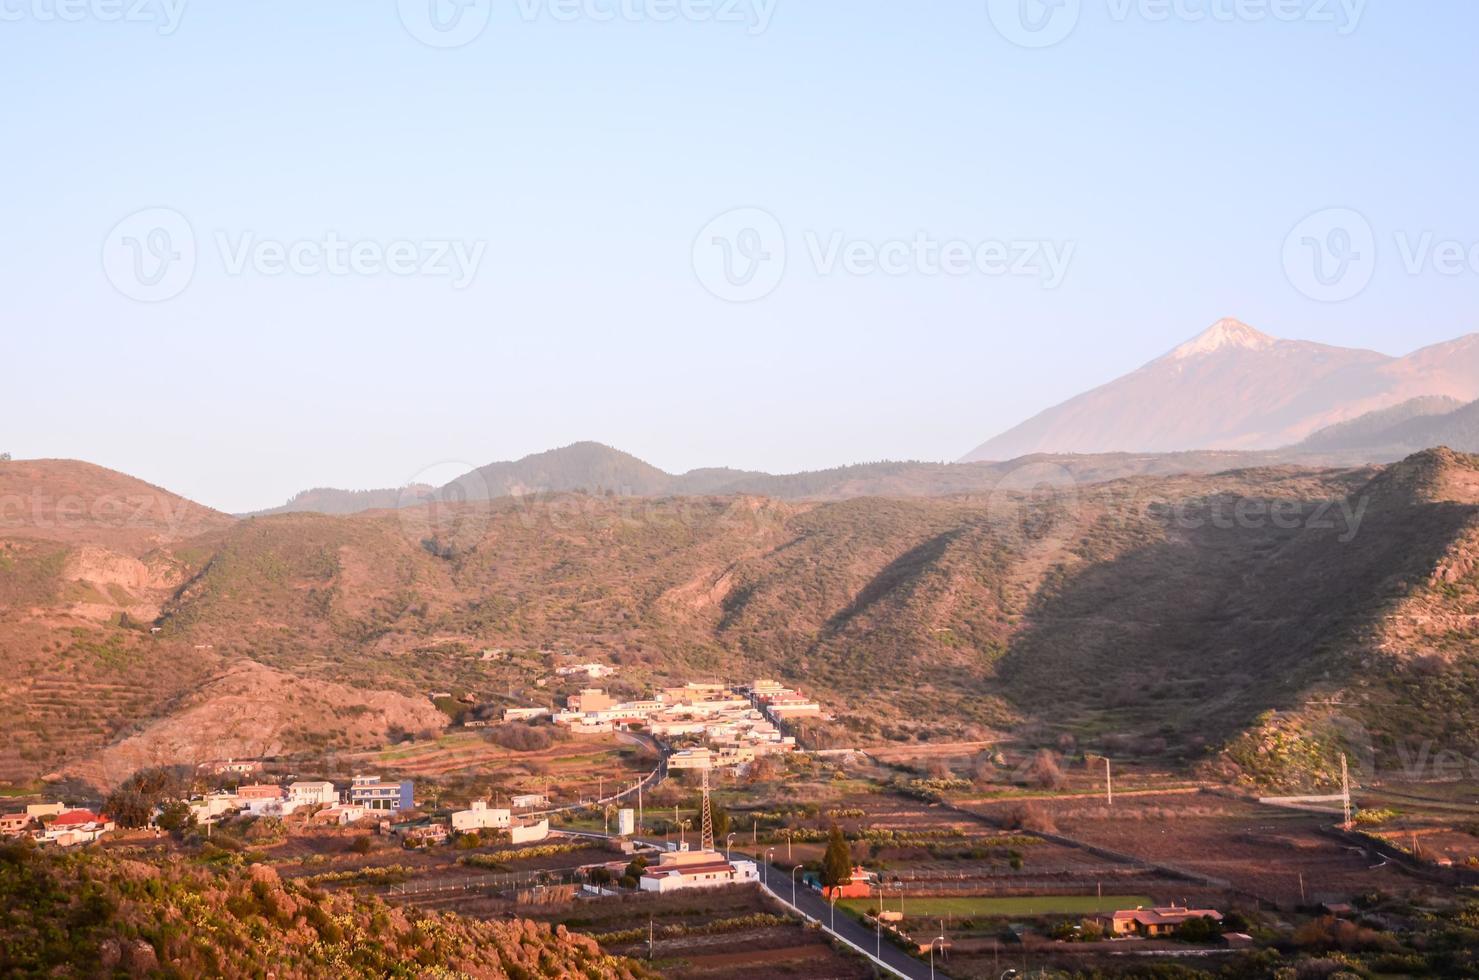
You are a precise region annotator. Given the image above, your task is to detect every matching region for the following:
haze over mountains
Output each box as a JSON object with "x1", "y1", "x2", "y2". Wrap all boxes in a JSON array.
[
  {"x1": 247, "y1": 319, "x2": 1479, "y2": 519},
  {"x1": 963, "y1": 319, "x2": 1479, "y2": 461}
]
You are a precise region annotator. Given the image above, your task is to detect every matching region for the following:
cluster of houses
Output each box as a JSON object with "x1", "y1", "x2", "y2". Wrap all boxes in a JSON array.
[
  {"x1": 748, "y1": 679, "x2": 824, "y2": 721},
  {"x1": 200, "y1": 775, "x2": 416, "y2": 823},
  {"x1": 0, "y1": 803, "x2": 116, "y2": 848},
  {"x1": 550, "y1": 680, "x2": 816, "y2": 768}
]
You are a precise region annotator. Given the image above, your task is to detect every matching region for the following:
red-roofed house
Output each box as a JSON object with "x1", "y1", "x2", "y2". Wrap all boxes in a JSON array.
[{"x1": 44, "y1": 810, "x2": 115, "y2": 847}]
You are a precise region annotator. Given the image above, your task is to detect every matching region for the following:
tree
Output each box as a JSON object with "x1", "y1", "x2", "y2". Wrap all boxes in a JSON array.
[
  {"x1": 102, "y1": 788, "x2": 153, "y2": 829},
  {"x1": 1175, "y1": 916, "x2": 1223, "y2": 944},
  {"x1": 155, "y1": 800, "x2": 196, "y2": 838},
  {"x1": 1028, "y1": 749, "x2": 1065, "y2": 790},
  {"x1": 104, "y1": 766, "x2": 193, "y2": 829},
  {"x1": 821, "y1": 825, "x2": 852, "y2": 887}
]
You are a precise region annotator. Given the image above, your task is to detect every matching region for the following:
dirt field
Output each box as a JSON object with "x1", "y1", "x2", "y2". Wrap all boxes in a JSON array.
[{"x1": 965, "y1": 790, "x2": 1425, "y2": 907}]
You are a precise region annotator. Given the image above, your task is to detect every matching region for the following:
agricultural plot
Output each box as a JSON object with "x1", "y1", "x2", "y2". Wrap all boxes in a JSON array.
[
  {"x1": 527, "y1": 884, "x2": 870, "y2": 979},
  {"x1": 841, "y1": 894, "x2": 1152, "y2": 918},
  {"x1": 966, "y1": 791, "x2": 1425, "y2": 907}
]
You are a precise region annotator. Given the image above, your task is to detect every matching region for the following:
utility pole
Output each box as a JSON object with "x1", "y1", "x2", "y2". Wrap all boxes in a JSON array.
[
  {"x1": 1105, "y1": 757, "x2": 1113, "y2": 807},
  {"x1": 1341, "y1": 753, "x2": 1353, "y2": 830},
  {"x1": 648, "y1": 916, "x2": 654, "y2": 961}
]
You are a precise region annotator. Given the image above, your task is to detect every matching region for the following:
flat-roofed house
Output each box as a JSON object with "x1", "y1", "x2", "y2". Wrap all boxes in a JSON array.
[
  {"x1": 288, "y1": 781, "x2": 339, "y2": 807},
  {"x1": 1, "y1": 813, "x2": 32, "y2": 836},
  {"x1": 236, "y1": 784, "x2": 286, "y2": 802},
  {"x1": 348, "y1": 776, "x2": 415, "y2": 814},
  {"x1": 451, "y1": 800, "x2": 512, "y2": 833}
]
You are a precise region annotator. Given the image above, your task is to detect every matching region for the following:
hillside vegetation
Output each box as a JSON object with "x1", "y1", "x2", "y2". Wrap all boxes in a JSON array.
[
  {"x1": 0, "y1": 842, "x2": 649, "y2": 979},
  {"x1": 6, "y1": 451, "x2": 1479, "y2": 790}
]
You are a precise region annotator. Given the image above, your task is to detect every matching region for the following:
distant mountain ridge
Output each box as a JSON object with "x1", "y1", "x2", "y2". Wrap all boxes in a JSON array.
[
  {"x1": 248, "y1": 442, "x2": 1336, "y2": 517},
  {"x1": 962, "y1": 319, "x2": 1479, "y2": 461},
  {"x1": 1295, "y1": 396, "x2": 1479, "y2": 459}
]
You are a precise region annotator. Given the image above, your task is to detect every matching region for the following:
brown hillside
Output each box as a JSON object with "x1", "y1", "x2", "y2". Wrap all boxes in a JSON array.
[
  {"x1": 6, "y1": 453, "x2": 1479, "y2": 790},
  {"x1": 0, "y1": 458, "x2": 232, "y2": 552}
]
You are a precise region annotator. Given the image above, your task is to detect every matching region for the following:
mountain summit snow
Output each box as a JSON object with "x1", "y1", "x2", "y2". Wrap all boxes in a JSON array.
[
  {"x1": 963, "y1": 319, "x2": 1479, "y2": 461},
  {"x1": 1165, "y1": 318, "x2": 1277, "y2": 360}
]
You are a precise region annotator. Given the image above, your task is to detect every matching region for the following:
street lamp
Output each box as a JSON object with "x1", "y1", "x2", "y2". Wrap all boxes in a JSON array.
[
  {"x1": 764, "y1": 848, "x2": 775, "y2": 887},
  {"x1": 726, "y1": 832, "x2": 736, "y2": 862},
  {"x1": 830, "y1": 893, "x2": 838, "y2": 932},
  {"x1": 929, "y1": 937, "x2": 946, "y2": 980},
  {"x1": 791, "y1": 864, "x2": 801, "y2": 906}
]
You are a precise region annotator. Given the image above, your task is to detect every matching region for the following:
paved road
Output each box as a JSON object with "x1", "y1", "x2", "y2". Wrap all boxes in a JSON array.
[{"x1": 740, "y1": 850, "x2": 951, "y2": 980}]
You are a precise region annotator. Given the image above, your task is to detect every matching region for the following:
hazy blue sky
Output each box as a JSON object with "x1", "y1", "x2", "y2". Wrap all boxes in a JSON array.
[{"x1": 3, "y1": 0, "x2": 1476, "y2": 512}]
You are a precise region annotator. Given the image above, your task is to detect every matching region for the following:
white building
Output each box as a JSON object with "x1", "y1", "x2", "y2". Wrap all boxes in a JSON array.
[
  {"x1": 288, "y1": 781, "x2": 339, "y2": 807},
  {"x1": 503, "y1": 707, "x2": 551, "y2": 722},
  {"x1": 639, "y1": 850, "x2": 759, "y2": 893},
  {"x1": 451, "y1": 800, "x2": 512, "y2": 833},
  {"x1": 556, "y1": 663, "x2": 618, "y2": 679},
  {"x1": 314, "y1": 804, "x2": 367, "y2": 826},
  {"x1": 510, "y1": 793, "x2": 548, "y2": 809}
]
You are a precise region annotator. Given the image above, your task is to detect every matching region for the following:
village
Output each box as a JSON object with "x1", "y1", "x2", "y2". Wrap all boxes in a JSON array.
[{"x1": 5, "y1": 664, "x2": 1478, "y2": 979}]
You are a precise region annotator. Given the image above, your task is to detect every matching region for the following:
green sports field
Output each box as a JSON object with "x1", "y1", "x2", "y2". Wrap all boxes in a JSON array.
[{"x1": 840, "y1": 895, "x2": 1154, "y2": 919}]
